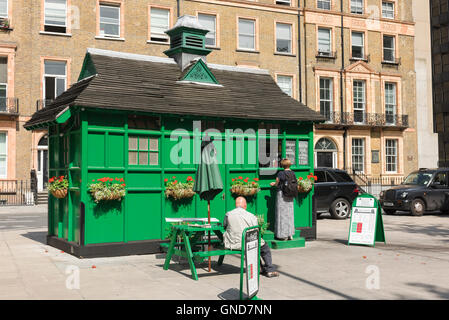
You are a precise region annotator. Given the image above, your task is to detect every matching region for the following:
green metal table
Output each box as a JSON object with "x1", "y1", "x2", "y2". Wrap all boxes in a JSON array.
[{"x1": 163, "y1": 224, "x2": 242, "y2": 280}]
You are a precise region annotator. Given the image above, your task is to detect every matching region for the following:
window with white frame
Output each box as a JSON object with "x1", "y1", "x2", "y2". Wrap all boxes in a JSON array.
[
  {"x1": 44, "y1": 60, "x2": 66, "y2": 102},
  {"x1": 351, "y1": 31, "x2": 364, "y2": 59},
  {"x1": 385, "y1": 82, "x2": 396, "y2": 124},
  {"x1": 198, "y1": 13, "x2": 217, "y2": 47},
  {"x1": 0, "y1": 0, "x2": 8, "y2": 18},
  {"x1": 44, "y1": 0, "x2": 67, "y2": 33},
  {"x1": 317, "y1": 0, "x2": 331, "y2": 10},
  {"x1": 382, "y1": 1, "x2": 395, "y2": 19},
  {"x1": 0, "y1": 57, "x2": 7, "y2": 112},
  {"x1": 320, "y1": 78, "x2": 333, "y2": 121},
  {"x1": 276, "y1": 23, "x2": 292, "y2": 53},
  {"x1": 351, "y1": 0, "x2": 364, "y2": 14},
  {"x1": 352, "y1": 138, "x2": 365, "y2": 172},
  {"x1": 385, "y1": 139, "x2": 397, "y2": 172},
  {"x1": 318, "y1": 28, "x2": 331, "y2": 54},
  {"x1": 150, "y1": 7, "x2": 170, "y2": 43},
  {"x1": 238, "y1": 18, "x2": 256, "y2": 50},
  {"x1": 277, "y1": 75, "x2": 293, "y2": 97},
  {"x1": 0, "y1": 132, "x2": 6, "y2": 178},
  {"x1": 99, "y1": 4, "x2": 120, "y2": 37},
  {"x1": 353, "y1": 80, "x2": 366, "y2": 123},
  {"x1": 383, "y1": 35, "x2": 395, "y2": 62}
]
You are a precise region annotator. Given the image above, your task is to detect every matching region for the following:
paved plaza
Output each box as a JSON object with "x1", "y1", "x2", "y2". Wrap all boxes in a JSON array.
[{"x1": 0, "y1": 205, "x2": 448, "y2": 300}]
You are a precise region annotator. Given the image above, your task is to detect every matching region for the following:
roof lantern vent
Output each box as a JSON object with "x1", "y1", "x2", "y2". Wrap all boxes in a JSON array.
[{"x1": 163, "y1": 15, "x2": 212, "y2": 71}]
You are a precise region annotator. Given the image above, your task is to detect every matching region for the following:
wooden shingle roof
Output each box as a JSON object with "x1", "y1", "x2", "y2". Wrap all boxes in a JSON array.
[{"x1": 24, "y1": 49, "x2": 324, "y2": 129}]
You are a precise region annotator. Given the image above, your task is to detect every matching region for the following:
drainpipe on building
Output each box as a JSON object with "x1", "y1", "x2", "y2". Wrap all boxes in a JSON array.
[
  {"x1": 340, "y1": 0, "x2": 347, "y2": 171},
  {"x1": 177, "y1": 0, "x2": 181, "y2": 17}
]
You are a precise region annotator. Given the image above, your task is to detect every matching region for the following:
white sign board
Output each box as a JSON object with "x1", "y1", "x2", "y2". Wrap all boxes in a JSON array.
[
  {"x1": 245, "y1": 229, "x2": 259, "y2": 299},
  {"x1": 348, "y1": 206, "x2": 377, "y2": 245},
  {"x1": 356, "y1": 197, "x2": 375, "y2": 208}
]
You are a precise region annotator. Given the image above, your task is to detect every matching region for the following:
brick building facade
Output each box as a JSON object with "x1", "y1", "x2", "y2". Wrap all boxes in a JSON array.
[{"x1": 0, "y1": 0, "x2": 417, "y2": 191}]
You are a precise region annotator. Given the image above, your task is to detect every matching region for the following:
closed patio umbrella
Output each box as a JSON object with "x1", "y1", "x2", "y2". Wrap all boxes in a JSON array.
[{"x1": 193, "y1": 139, "x2": 223, "y2": 272}]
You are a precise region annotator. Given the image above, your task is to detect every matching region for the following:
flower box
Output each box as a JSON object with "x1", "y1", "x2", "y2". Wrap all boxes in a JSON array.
[
  {"x1": 89, "y1": 177, "x2": 126, "y2": 203},
  {"x1": 51, "y1": 189, "x2": 68, "y2": 199},
  {"x1": 230, "y1": 176, "x2": 260, "y2": 197},
  {"x1": 164, "y1": 176, "x2": 196, "y2": 200}
]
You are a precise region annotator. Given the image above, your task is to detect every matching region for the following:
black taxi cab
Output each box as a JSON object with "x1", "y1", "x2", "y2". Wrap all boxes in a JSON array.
[{"x1": 379, "y1": 168, "x2": 449, "y2": 216}]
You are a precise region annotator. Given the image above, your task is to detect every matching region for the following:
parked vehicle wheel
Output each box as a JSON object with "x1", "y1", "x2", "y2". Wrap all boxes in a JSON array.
[
  {"x1": 383, "y1": 209, "x2": 396, "y2": 215},
  {"x1": 330, "y1": 198, "x2": 351, "y2": 219},
  {"x1": 410, "y1": 199, "x2": 425, "y2": 216}
]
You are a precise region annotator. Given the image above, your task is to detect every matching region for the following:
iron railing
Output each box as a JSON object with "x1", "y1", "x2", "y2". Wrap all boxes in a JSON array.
[
  {"x1": 36, "y1": 99, "x2": 54, "y2": 111},
  {"x1": 0, "y1": 97, "x2": 19, "y2": 114},
  {"x1": 350, "y1": 169, "x2": 405, "y2": 198},
  {"x1": 0, "y1": 180, "x2": 35, "y2": 206},
  {"x1": 318, "y1": 112, "x2": 409, "y2": 128}
]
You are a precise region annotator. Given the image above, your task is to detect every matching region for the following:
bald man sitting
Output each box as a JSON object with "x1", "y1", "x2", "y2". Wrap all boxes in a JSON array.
[{"x1": 223, "y1": 196, "x2": 279, "y2": 278}]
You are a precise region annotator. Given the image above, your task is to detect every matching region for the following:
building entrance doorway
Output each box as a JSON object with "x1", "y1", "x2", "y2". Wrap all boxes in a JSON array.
[
  {"x1": 315, "y1": 138, "x2": 337, "y2": 168},
  {"x1": 37, "y1": 135, "x2": 48, "y2": 192}
]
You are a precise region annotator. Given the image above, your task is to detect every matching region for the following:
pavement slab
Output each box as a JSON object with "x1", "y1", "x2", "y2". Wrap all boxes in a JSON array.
[{"x1": 0, "y1": 205, "x2": 448, "y2": 299}]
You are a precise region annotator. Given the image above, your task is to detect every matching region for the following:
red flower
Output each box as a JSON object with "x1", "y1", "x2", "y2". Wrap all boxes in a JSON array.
[
  {"x1": 121, "y1": 184, "x2": 126, "y2": 187},
  {"x1": 187, "y1": 176, "x2": 193, "y2": 181},
  {"x1": 254, "y1": 178, "x2": 259, "y2": 181},
  {"x1": 120, "y1": 178, "x2": 124, "y2": 182},
  {"x1": 314, "y1": 176, "x2": 318, "y2": 180},
  {"x1": 232, "y1": 178, "x2": 235, "y2": 181},
  {"x1": 172, "y1": 176, "x2": 176, "y2": 179},
  {"x1": 238, "y1": 176, "x2": 243, "y2": 180},
  {"x1": 164, "y1": 178, "x2": 168, "y2": 182},
  {"x1": 174, "y1": 180, "x2": 178, "y2": 184},
  {"x1": 244, "y1": 178, "x2": 249, "y2": 183},
  {"x1": 49, "y1": 178, "x2": 54, "y2": 183},
  {"x1": 115, "y1": 178, "x2": 119, "y2": 181},
  {"x1": 92, "y1": 179, "x2": 95, "y2": 182},
  {"x1": 252, "y1": 182, "x2": 256, "y2": 185},
  {"x1": 299, "y1": 177, "x2": 303, "y2": 180}
]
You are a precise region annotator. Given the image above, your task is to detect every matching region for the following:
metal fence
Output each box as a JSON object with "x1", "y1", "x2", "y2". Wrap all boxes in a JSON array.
[
  {"x1": 0, "y1": 180, "x2": 36, "y2": 206},
  {"x1": 351, "y1": 171, "x2": 405, "y2": 198}
]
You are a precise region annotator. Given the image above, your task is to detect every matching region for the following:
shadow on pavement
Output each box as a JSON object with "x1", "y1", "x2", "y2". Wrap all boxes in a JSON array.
[
  {"x1": 276, "y1": 268, "x2": 358, "y2": 300},
  {"x1": 157, "y1": 260, "x2": 242, "y2": 280},
  {"x1": 405, "y1": 282, "x2": 449, "y2": 299},
  {"x1": 217, "y1": 288, "x2": 240, "y2": 300},
  {"x1": 21, "y1": 231, "x2": 47, "y2": 245}
]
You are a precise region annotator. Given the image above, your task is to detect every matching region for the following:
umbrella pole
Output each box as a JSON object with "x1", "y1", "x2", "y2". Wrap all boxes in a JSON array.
[{"x1": 208, "y1": 200, "x2": 211, "y2": 272}]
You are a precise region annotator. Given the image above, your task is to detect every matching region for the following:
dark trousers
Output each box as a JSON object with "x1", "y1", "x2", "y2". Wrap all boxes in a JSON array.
[{"x1": 260, "y1": 243, "x2": 275, "y2": 273}]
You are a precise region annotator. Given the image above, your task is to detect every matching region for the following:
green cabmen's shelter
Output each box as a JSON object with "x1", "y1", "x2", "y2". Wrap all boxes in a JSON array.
[{"x1": 24, "y1": 15, "x2": 325, "y2": 258}]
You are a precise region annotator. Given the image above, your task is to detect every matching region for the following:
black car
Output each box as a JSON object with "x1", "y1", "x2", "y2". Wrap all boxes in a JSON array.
[
  {"x1": 379, "y1": 168, "x2": 449, "y2": 216},
  {"x1": 314, "y1": 168, "x2": 361, "y2": 219}
]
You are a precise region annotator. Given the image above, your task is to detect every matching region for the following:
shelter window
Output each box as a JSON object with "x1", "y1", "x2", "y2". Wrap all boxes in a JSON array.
[
  {"x1": 0, "y1": 0, "x2": 8, "y2": 18},
  {"x1": 285, "y1": 140, "x2": 296, "y2": 165},
  {"x1": 129, "y1": 136, "x2": 159, "y2": 166},
  {"x1": 298, "y1": 140, "x2": 309, "y2": 166},
  {"x1": 44, "y1": 0, "x2": 67, "y2": 33},
  {"x1": 259, "y1": 138, "x2": 282, "y2": 168},
  {"x1": 150, "y1": 7, "x2": 170, "y2": 43},
  {"x1": 100, "y1": 4, "x2": 120, "y2": 37},
  {"x1": 198, "y1": 13, "x2": 217, "y2": 47}
]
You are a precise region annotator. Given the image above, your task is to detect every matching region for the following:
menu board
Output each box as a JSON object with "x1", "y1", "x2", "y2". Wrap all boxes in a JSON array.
[
  {"x1": 245, "y1": 228, "x2": 260, "y2": 299},
  {"x1": 348, "y1": 207, "x2": 377, "y2": 245},
  {"x1": 298, "y1": 140, "x2": 308, "y2": 166},
  {"x1": 285, "y1": 140, "x2": 296, "y2": 164},
  {"x1": 348, "y1": 194, "x2": 385, "y2": 247}
]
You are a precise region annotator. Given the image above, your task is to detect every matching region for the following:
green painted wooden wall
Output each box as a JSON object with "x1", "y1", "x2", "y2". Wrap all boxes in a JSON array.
[{"x1": 48, "y1": 108, "x2": 315, "y2": 246}]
